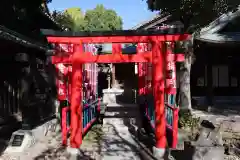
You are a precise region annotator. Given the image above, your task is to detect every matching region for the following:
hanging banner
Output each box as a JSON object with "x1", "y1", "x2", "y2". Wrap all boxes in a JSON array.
[
  {"x1": 165, "y1": 48, "x2": 177, "y2": 94},
  {"x1": 56, "y1": 63, "x2": 68, "y2": 101},
  {"x1": 137, "y1": 43, "x2": 150, "y2": 53},
  {"x1": 67, "y1": 66, "x2": 72, "y2": 101},
  {"x1": 54, "y1": 43, "x2": 74, "y2": 101},
  {"x1": 59, "y1": 43, "x2": 74, "y2": 53},
  {"x1": 137, "y1": 43, "x2": 151, "y2": 95}
]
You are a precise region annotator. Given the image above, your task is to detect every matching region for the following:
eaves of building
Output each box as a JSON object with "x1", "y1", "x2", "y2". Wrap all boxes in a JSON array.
[{"x1": 196, "y1": 6, "x2": 240, "y2": 44}]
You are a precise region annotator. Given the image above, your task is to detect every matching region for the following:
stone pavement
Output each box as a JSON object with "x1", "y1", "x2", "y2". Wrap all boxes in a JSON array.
[
  {"x1": 1, "y1": 105, "x2": 240, "y2": 160},
  {"x1": 192, "y1": 109, "x2": 240, "y2": 134},
  {"x1": 0, "y1": 104, "x2": 152, "y2": 160},
  {"x1": 0, "y1": 125, "x2": 70, "y2": 160},
  {"x1": 79, "y1": 103, "x2": 150, "y2": 160}
]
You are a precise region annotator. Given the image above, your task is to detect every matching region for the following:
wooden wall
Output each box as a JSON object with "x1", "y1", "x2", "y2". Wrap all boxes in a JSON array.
[{"x1": 191, "y1": 41, "x2": 240, "y2": 106}]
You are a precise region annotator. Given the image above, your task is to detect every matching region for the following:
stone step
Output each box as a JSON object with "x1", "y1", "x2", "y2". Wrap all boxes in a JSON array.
[
  {"x1": 107, "y1": 103, "x2": 138, "y2": 107},
  {"x1": 104, "y1": 104, "x2": 140, "y2": 120},
  {"x1": 103, "y1": 118, "x2": 124, "y2": 123},
  {"x1": 102, "y1": 123, "x2": 129, "y2": 131},
  {"x1": 101, "y1": 124, "x2": 129, "y2": 132},
  {"x1": 103, "y1": 117, "x2": 140, "y2": 125},
  {"x1": 104, "y1": 113, "x2": 140, "y2": 119}
]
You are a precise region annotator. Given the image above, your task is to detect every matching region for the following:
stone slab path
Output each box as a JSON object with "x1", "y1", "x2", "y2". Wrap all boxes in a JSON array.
[
  {"x1": 80, "y1": 103, "x2": 148, "y2": 160},
  {"x1": 192, "y1": 109, "x2": 240, "y2": 134},
  {"x1": 1, "y1": 105, "x2": 240, "y2": 160},
  {"x1": 0, "y1": 104, "x2": 152, "y2": 160}
]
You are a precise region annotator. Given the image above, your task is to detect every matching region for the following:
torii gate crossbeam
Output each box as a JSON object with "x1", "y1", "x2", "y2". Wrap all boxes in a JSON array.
[{"x1": 42, "y1": 28, "x2": 189, "y2": 157}]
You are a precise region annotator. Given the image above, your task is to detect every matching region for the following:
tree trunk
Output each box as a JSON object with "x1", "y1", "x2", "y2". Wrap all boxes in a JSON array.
[{"x1": 179, "y1": 54, "x2": 192, "y2": 112}]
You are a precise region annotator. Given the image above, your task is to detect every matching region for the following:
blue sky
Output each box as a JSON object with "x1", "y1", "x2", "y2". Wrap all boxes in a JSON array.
[{"x1": 48, "y1": 0, "x2": 158, "y2": 29}]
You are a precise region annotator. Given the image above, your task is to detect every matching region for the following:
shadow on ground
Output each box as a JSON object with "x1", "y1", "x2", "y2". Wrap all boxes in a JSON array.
[
  {"x1": 33, "y1": 146, "x2": 96, "y2": 160},
  {"x1": 104, "y1": 104, "x2": 199, "y2": 160},
  {"x1": 103, "y1": 104, "x2": 158, "y2": 159},
  {"x1": 31, "y1": 104, "x2": 157, "y2": 159},
  {"x1": 31, "y1": 103, "x2": 198, "y2": 160}
]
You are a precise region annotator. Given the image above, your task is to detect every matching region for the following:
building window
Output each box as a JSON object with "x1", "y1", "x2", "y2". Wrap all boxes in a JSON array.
[
  {"x1": 231, "y1": 77, "x2": 238, "y2": 87},
  {"x1": 212, "y1": 66, "x2": 218, "y2": 87},
  {"x1": 218, "y1": 65, "x2": 229, "y2": 87},
  {"x1": 212, "y1": 65, "x2": 229, "y2": 87},
  {"x1": 197, "y1": 77, "x2": 205, "y2": 86}
]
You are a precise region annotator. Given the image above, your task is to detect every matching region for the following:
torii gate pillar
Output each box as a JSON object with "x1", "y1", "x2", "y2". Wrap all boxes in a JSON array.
[
  {"x1": 41, "y1": 28, "x2": 189, "y2": 159},
  {"x1": 70, "y1": 44, "x2": 83, "y2": 148},
  {"x1": 152, "y1": 41, "x2": 166, "y2": 158}
]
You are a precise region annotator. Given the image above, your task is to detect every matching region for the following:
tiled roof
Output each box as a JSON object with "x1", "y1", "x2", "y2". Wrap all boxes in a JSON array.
[
  {"x1": 196, "y1": 6, "x2": 240, "y2": 43},
  {"x1": 131, "y1": 13, "x2": 171, "y2": 30},
  {"x1": 0, "y1": 25, "x2": 48, "y2": 51}
]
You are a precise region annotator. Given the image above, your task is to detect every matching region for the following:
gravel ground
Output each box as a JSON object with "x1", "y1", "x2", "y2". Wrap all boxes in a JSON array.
[
  {"x1": 0, "y1": 103, "x2": 148, "y2": 160},
  {"x1": 0, "y1": 129, "x2": 69, "y2": 160},
  {"x1": 0, "y1": 125, "x2": 107, "y2": 160},
  {"x1": 225, "y1": 155, "x2": 240, "y2": 160},
  {"x1": 1, "y1": 106, "x2": 240, "y2": 160},
  {"x1": 1, "y1": 127, "x2": 239, "y2": 160}
]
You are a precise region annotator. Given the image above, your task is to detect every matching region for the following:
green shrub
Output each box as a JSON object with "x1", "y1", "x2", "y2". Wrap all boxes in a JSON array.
[{"x1": 178, "y1": 110, "x2": 200, "y2": 130}]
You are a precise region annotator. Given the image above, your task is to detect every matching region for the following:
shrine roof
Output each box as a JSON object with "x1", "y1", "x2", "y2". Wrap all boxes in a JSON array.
[
  {"x1": 196, "y1": 6, "x2": 240, "y2": 44},
  {"x1": 0, "y1": 25, "x2": 48, "y2": 51},
  {"x1": 41, "y1": 27, "x2": 184, "y2": 37},
  {"x1": 131, "y1": 13, "x2": 172, "y2": 30},
  {"x1": 196, "y1": 33, "x2": 240, "y2": 44}
]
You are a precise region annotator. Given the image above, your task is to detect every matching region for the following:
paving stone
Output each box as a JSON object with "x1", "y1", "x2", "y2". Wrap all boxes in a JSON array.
[{"x1": 0, "y1": 103, "x2": 148, "y2": 160}]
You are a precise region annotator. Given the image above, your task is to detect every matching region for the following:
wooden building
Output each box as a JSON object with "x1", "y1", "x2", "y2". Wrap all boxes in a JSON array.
[
  {"x1": 132, "y1": 11, "x2": 240, "y2": 109},
  {"x1": 0, "y1": 4, "x2": 61, "y2": 130},
  {"x1": 193, "y1": 8, "x2": 240, "y2": 108}
]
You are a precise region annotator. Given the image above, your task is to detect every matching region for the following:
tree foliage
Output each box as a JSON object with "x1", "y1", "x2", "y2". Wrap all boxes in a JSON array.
[
  {"x1": 84, "y1": 4, "x2": 123, "y2": 31},
  {"x1": 0, "y1": 0, "x2": 55, "y2": 40},
  {"x1": 64, "y1": 7, "x2": 86, "y2": 31},
  {"x1": 145, "y1": 0, "x2": 240, "y2": 112},
  {"x1": 146, "y1": 0, "x2": 239, "y2": 30},
  {"x1": 52, "y1": 4, "x2": 123, "y2": 31},
  {"x1": 52, "y1": 10, "x2": 76, "y2": 30}
]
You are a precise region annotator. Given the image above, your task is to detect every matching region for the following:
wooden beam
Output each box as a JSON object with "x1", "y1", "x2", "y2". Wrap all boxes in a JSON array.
[
  {"x1": 51, "y1": 51, "x2": 153, "y2": 64},
  {"x1": 47, "y1": 34, "x2": 189, "y2": 44}
]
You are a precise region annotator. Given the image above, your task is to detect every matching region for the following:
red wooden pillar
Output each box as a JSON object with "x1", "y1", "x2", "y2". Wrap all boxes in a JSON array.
[
  {"x1": 166, "y1": 43, "x2": 178, "y2": 148},
  {"x1": 70, "y1": 44, "x2": 83, "y2": 148},
  {"x1": 143, "y1": 63, "x2": 147, "y2": 94},
  {"x1": 138, "y1": 62, "x2": 144, "y2": 95},
  {"x1": 152, "y1": 41, "x2": 166, "y2": 149},
  {"x1": 111, "y1": 43, "x2": 122, "y2": 87},
  {"x1": 137, "y1": 43, "x2": 144, "y2": 95},
  {"x1": 68, "y1": 66, "x2": 72, "y2": 100}
]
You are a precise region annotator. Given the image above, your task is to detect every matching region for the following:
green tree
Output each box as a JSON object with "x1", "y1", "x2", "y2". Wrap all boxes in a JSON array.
[
  {"x1": 64, "y1": 7, "x2": 87, "y2": 31},
  {"x1": 84, "y1": 4, "x2": 123, "y2": 31},
  {"x1": 52, "y1": 5, "x2": 123, "y2": 31},
  {"x1": 145, "y1": 0, "x2": 239, "y2": 112},
  {"x1": 52, "y1": 10, "x2": 75, "y2": 30},
  {"x1": 52, "y1": 7, "x2": 86, "y2": 31},
  {"x1": 0, "y1": 0, "x2": 57, "y2": 38}
]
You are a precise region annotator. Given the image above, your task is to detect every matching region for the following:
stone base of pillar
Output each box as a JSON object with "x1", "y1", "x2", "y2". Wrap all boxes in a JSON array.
[
  {"x1": 67, "y1": 147, "x2": 82, "y2": 160},
  {"x1": 152, "y1": 147, "x2": 166, "y2": 160}
]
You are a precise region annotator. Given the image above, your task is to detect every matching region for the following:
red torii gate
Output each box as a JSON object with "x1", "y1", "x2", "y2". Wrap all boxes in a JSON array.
[{"x1": 42, "y1": 29, "x2": 189, "y2": 153}]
